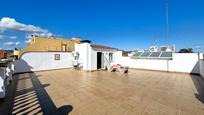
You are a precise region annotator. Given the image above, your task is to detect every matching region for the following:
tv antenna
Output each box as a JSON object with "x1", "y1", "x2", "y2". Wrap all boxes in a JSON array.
[{"x1": 165, "y1": 0, "x2": 169, "y2": 40}]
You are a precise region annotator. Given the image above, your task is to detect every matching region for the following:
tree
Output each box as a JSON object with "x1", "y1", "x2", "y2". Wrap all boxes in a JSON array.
[{"x1": 178, "y1": 48, "x2": 193, "y2": 53}]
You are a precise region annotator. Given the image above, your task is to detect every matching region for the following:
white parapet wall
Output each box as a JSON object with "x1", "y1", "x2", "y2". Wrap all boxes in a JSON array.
[
  {"x1": 169, "y1": 53, "x2": 200, "y2": 73},
  {"x1": 114, "y1": 56, "x2": 168, "y2": 71},
  {"x1": 200, "y1": 60, "x2": 204, "y2": 78},
  {"x1": 14, "y1": 52, "x2": 73, "y2": 73},
  {"x1": 114, "y1": 51, "x2": 200, "y2": 74}
]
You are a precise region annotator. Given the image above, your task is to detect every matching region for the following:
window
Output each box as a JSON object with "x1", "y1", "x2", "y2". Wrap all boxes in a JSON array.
[
  {"x1": 62, "y1": 44, "x2": 67, "y2": 52},
  {"x1": 55, "y1": 54, "x2": 60, "y2": 60},
  {"x1": 109, "y1": 53, "x2": 113, "y2": 62}
]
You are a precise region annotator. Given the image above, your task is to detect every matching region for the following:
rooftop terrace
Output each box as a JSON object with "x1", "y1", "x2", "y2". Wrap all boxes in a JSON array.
[{"x1": 0, "y1": 69, "x2": 204, "y2": 115}]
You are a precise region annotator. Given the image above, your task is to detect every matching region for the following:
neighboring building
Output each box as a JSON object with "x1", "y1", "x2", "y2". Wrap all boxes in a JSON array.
[
  {"x1": 149, "y1": 45, "x2": 176, "y2": 52},
  {"x1": 6, "y1": 50, "x2": 14, "y2": 58},
  {"x1": 0, "y1": 50, "x2": 7, "y2": 59},
  {"x1": 14, "y1": 50, "x2": 20, "y2": 59},
  {"x1": 122, "y1": 51, "x2": 132, "y2": 57},
  {"x1": 129, "y1": 50, "x2": 144, "y2": 57},
  {"x1": 122, "y1": 50, "x2": 144, "y2": 57},
  {"x1": 20, "y1": 35, "x2": 81, "y2": 55}
]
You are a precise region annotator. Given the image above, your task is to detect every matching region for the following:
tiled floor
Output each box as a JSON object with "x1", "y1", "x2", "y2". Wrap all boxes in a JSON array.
[{"x1": 0, "y1": 69, "x2": 204, "y2": 115}]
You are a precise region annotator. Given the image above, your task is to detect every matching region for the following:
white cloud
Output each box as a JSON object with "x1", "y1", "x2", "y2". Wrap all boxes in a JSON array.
[
  {"x1": 3, "y1": 42, "x2": 15, "y2": 46},
  {"x1": 25, "y1": 32, "x2": 54, "y2": 44},
  {"x1": 10, "y1": 36, "x2": 17, "y2": 39},
  {"x1": 0, "y1": 17, "x2": 54, "y2": 47},
  {"x1": 3, "y1": 41, "x2": 20, "y2": 46},
  {"x1": 0, "y1": 17, "x2": 48, "y2": 33},
  {"x1": 0, "y1": 34, "x2": 16, "y2": 39},
  {"x1": 31, "y1": 32, "x2": 53, "y2": 38},
  {"x1": 15, "y1": 41, "x2": 20, "y2": 45}
]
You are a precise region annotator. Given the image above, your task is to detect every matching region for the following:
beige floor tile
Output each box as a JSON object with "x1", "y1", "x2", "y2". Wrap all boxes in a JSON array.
[{"x1": 1, "y1": 69, "x2": 204, "y2": 115}]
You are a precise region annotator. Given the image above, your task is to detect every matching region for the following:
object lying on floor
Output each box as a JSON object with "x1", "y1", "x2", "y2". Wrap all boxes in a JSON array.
[{"x1": 108, "y1": 64, "x2": 129, "y2": 73}]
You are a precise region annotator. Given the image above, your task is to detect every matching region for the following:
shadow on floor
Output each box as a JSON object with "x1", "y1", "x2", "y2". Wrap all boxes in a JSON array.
[
  {"x1": 0, "y1": 72, "x2": 73, "y2": 115},
  {"x1": 190, "y1": 74, "x2": 204, "y2": 104}
]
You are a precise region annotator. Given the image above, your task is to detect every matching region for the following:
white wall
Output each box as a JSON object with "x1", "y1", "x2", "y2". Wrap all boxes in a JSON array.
[
  {"x1": 114, "y1": 56, "x2": 168, "y2": 71},
  {"x1": 75, "y1": 43, "x2": 92, "y2": 71},
  {"x1": 199, "y1": 53, "x2": 204, "y2": 60},
  {"x1": 114, "y1": 51, "x2": 200, "y2": 74},
  {"x1": 14, "y1": 52, "x2": 73, "y2": 73},
  {"x1": 169, "y1": 53, "x2": 200, "y2": 73},
  {"x1": 91, "y1": 50, "x2": 97, "y2": 70},
  {"x1": 200, "y1": 60, "x2": 204, "y2": 78}
]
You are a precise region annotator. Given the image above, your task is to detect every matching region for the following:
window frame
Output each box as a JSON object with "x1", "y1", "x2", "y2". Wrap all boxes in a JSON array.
[{"x1": 55, "y1": 54, "x2": 60, "y2": 60}]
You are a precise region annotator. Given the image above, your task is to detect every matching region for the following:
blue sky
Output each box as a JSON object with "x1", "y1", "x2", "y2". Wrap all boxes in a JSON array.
[{"x1": 0, "y1": 0, "x2": 204, "y2": 52}]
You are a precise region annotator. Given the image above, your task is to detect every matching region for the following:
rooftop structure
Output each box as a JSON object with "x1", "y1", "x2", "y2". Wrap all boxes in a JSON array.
[
  {"x1": 0, "y1": 50, "x2": 6, "y2": 59},
  {"x1": 149, "y1": 45, "x2": 176, "y2": 52},
  {"x1": 75, "y1": 42, "x2": 118, "y2": 71}
]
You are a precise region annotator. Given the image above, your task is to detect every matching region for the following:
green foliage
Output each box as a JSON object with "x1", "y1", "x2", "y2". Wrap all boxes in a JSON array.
[{"x1": 178, "y1": 48, "x2": 193, "y2": 53}]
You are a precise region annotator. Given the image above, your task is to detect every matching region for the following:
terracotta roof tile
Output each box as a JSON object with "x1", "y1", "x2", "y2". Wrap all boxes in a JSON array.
[{"x1": 91, "y1": 44, "x2": 118, "y2": 50}]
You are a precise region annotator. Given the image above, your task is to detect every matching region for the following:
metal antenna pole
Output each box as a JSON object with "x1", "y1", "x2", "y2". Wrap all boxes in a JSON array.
[{"x1": 165, "y1": 0, "x2": 169, "y2": 40}]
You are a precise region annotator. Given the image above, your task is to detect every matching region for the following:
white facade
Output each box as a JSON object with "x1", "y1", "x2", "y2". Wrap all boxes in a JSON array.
[
  {"x1": 75, "y1": 43, "x2": 117, "y2": 71},
  {"x1": 14, "y1": 52, "x2": 73, "y2": 73}
]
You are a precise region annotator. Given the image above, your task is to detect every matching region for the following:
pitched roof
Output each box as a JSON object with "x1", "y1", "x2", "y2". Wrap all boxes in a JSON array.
[{"x1": 91, "y1": 44, "x2": 118, "y2": 50}]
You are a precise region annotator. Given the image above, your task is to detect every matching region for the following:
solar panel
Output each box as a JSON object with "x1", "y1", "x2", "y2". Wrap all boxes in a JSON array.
[
  {"x1": 140, "y1": 51, "x2": 151, "y2": 57},
  {"x1": 133, "y1": 52, "x2": 143, "y2": 57},
  {"x1": 149, "y1": 52, "x2": 161, "y2": 57},
  {"x1": 160, "y1": 52, "x2": 172, "y2": 58},
  {"x1": 131, "y1": 51, "x2": 173, "y2": 59}
]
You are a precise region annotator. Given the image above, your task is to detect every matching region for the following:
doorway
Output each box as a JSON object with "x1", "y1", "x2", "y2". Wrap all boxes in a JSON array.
[{"x1": 97, "y1": 52, "x2": 102, "y2": 69}]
